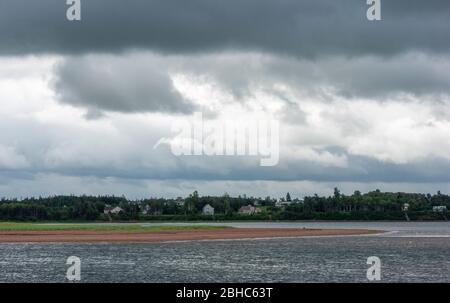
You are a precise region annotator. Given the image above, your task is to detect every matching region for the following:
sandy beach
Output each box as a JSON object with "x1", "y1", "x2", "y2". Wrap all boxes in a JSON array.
[{"x1": 0, "y1": 228, "x2": 381, "y2": 243}]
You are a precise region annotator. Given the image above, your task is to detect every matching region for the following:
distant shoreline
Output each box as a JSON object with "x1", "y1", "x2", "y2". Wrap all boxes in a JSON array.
[{"x1": 0, "y1": 228, "x2": 381, "y2": 243}]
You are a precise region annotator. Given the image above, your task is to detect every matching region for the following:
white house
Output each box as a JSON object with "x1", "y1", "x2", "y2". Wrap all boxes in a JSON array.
[
  {"x1": 104, "y1": 206, "x2": 124, "y2": 215},
  {"x1": 202, "y1": 204, "x2": 215, "y2": 215},
  {"x1": 238, "y1": 205, "x2": 262, "y2": 215}
]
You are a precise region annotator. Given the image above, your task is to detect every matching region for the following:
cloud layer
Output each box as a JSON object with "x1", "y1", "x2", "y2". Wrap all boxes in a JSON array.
[
  {"x1": 0, "y1": 0, "x2": 449, "y2": 57},
  {"x1": 2, "y1": 53, "x2": 450, "y2": 186},
  {"x1": 0, "y1": 1, "x2": 449, "y2": 197},
  {"x1": 51, "y1": 52, "x2": 450, "y2": 116}
]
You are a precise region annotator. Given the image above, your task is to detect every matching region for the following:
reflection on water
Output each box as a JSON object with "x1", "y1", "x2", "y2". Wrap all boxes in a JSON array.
[{"x1": 0, "y1": 222, "x2": 449, "y2": 282}]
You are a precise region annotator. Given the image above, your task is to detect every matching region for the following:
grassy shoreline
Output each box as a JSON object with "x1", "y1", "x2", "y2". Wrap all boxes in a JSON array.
[{"x1": 0, "y1": 222, "x2": 230, "y2": 232}]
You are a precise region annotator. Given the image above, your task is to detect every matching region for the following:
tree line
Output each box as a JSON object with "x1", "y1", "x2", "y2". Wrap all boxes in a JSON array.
[{"x1": 0, "y1": 189, "x2": 448, "y2": 221}]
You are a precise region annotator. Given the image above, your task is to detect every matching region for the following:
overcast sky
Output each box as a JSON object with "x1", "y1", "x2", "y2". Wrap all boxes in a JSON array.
[{"x1": 0, "y1": 0, "x2": 449, "y2": 199}]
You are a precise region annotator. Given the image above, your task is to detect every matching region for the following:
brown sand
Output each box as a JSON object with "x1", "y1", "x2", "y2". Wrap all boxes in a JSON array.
[{"x1": 0, "y1": 228, "x2": 381, "y2": 243}]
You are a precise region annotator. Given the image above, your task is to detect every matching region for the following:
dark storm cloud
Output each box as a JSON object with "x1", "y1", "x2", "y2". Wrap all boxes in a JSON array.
[{"x1": 0, "y1": 0, "x2": 449, "y2": 57}]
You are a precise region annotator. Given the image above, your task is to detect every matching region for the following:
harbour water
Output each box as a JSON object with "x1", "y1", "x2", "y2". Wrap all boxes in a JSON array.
[{"x1": 0, "y1": 222, "x2": 449, "y2": 283}]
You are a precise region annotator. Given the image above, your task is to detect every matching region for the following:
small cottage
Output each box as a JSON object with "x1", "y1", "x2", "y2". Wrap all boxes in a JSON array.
[
  {"x1": 238, "y1": 205, "x2": 261, "y2": 215},
  {"x1": 202, "y1": 204, "x2": 215, "y2": 215},
  {"x1": 104, "y1": 206, "x2": 124, "y2": 215}
]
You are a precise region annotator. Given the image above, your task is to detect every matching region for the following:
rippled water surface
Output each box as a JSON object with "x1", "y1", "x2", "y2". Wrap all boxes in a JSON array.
[{"x1": 0, "y1": 222, "x2": 449, "y2": 282}]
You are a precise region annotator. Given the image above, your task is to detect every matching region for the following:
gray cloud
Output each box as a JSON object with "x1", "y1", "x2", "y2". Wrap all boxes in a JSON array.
[
  {"x1": 0, "y1": 0, "x2": 449, "y2": 57},
  {"x1": 5, "y1": 148, "x2": 450, "y2": 184},
  {"x1": 52, "y1": 54, "x2": 195, "y2": 113},
  {"x1": 173, "y1": 52, "x2": 450, "y2": 100},
  {"x1": 52, "y1": 52, "x2": 450, "y2": 115}
]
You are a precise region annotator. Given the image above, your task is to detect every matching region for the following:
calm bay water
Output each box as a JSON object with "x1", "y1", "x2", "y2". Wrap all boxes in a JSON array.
[{"x1": 0, "y1": 222, "x2": 449, "y2": 283}]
